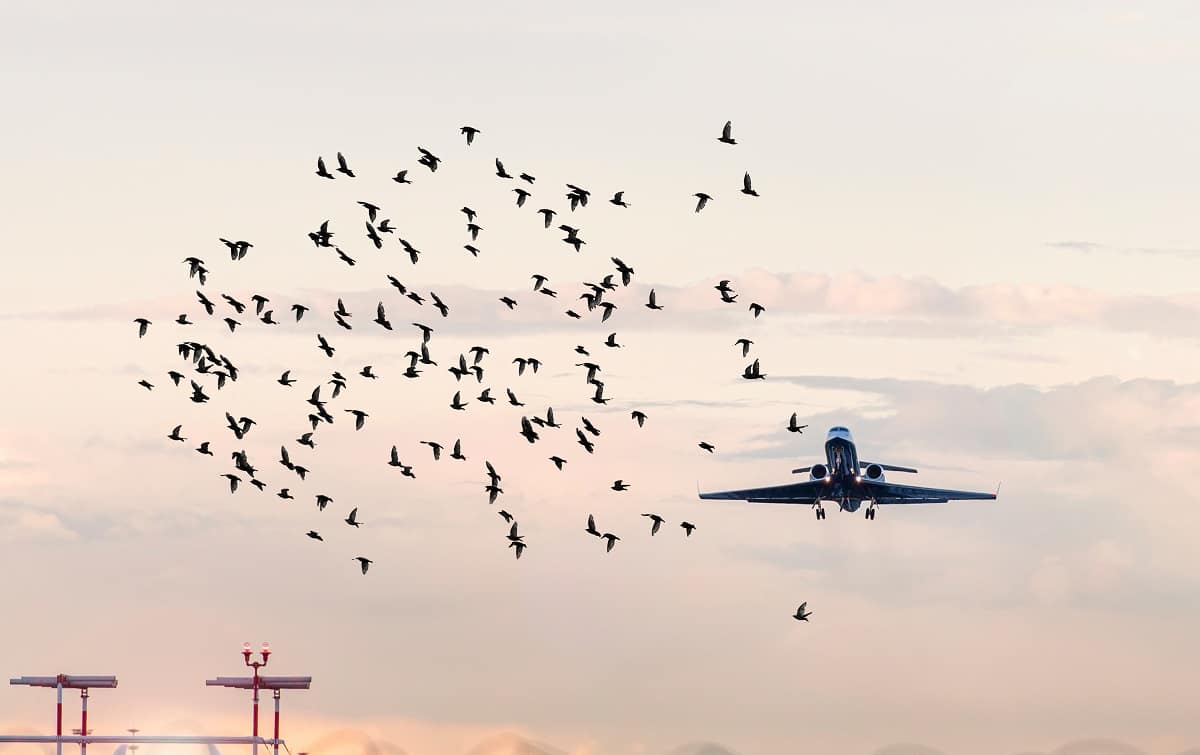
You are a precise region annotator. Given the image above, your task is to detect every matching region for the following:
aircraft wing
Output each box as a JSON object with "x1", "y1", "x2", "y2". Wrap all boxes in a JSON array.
[
  {"x1": 699, "y1": 479, "x2": 827, "y2": 504},
  {"x1": 862, "y1": 479, "x2": 997, "y2": 504}
]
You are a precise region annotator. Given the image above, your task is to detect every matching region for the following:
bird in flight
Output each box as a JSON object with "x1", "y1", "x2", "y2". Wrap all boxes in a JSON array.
[
  {"x1": 693, "y1": 193, "x2": 712, "y2": 213},
  {"x1": 306, "y1": 530, "x2": 323, "y2": 541},
  {"x1": 461, "y1": 125, "x2": 480, "y2": 145},
  {"x1": 134, "y1": 318, "x2": 151, "y2": 338},
  {"x1": 336, "y1": 151, "x2": 355, "y2": 177},
  {"x1": 345, "y1": 508, "x2": 361, "y2": 527},
  {"x1": 718, "y1": 120, "x2": 737, "y2": 145},
  {"x1": 642, "y1": 513, "x2": 665, "y2": 535},
  {"x1": 787, "y1": 413, "x2": 808, "y2": 433},
  {"x1": 645, "y1": 289, "x2": 663, "y2": 310},
  {"x1": 610, "y1": 191, "x2": 629, "y2": 208},
  {"x1": 600, "y1": 533, "x2": 620, "y2": 552},
  {"x1": 734, "y1": 338, "x2": 753, "y2": 357},
  {"x1": 680, "y1": 521, "x2": 696, "y2": 536},
  {"x1": 315, "y1": 156, "x2": 335, "y2": 179},
  {"x1": 794, "y1": 603, "x2": 812, "y2": 622},
  {"x1": 509, "y1": 540, "x2": 526, "y2": 559},
  {"x1": 354, "y1": 556, "x2": 373, "y2": 575},
  {"x1": 698, "y1": 441, "x2": 716, "y2": 453},
  {"x1": 741, "y1": 172, "x2": 758, "y2": 197}
]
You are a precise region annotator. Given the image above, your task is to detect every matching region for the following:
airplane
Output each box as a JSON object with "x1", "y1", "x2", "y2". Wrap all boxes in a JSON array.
[{"x1": 698, "y1": 426, "x2": 997, "y2": 520}]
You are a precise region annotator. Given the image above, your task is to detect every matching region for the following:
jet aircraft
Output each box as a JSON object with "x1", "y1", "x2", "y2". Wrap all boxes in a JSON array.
[{"x1": 699, "y1": 426, "x2": 997, "y2": 520}]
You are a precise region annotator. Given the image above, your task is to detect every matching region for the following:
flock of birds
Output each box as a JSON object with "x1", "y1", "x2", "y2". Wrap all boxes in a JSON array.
[{"x1": 133, "y1": 120, "x2": 815, "y2": 621}]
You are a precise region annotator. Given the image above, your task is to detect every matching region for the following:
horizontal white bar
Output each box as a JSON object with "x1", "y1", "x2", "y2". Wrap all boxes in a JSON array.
[
  {"x1": 205, "y1": 676, "x2": 311, "y2": 690},
  {"x1": 9, "y1": 676, "x2": 119, "y2": 688}
]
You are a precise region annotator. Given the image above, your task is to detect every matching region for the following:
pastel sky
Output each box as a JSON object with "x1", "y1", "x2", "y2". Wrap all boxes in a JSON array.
[{"x1": 2, "y1": 2, "x2": 1199, "y2": 755}]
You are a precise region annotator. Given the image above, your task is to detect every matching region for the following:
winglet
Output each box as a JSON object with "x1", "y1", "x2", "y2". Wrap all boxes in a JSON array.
[{"x1": 995, "y1": 481, "x2": 1002, "y2": 498}]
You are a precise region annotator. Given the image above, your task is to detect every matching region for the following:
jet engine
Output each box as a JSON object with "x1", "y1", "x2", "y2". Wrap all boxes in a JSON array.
[
  {"x1": 863, "y1": 463, "x2": 884, "y2": 480},
  {"x1": 809, "y1": 463, "x2": 828, "y2": 480}
]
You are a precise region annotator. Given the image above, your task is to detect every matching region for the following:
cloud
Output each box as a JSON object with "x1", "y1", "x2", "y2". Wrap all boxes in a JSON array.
[{"x1": 1046, "y1": 241, "x2": 1200, "y2": 259}]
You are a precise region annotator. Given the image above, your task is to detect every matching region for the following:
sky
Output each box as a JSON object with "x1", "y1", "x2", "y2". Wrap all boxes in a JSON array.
[{"x1": 2, "y1": 1, "x2": 1200, "y2": 754}]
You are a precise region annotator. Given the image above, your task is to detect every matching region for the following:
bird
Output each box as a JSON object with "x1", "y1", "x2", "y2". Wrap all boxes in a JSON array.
[
  {"x1": 461, "y1": 125, "x2": 480, "y2": 145},
  {"x1": 590, "y1": 381, "x2": 609, "y2": 404},
  {"x1": 335, "y1": 152, "x2": 355, "y2": 177},
  {"x1": 345, "y1": 409, "x2": 368, "y2": 430},
  {"x1": 306, "y1": 530, "x2": 323, "y2": 541},
  {"x1": 464, "y1": 244, "x2": 481, "y2": 257},
  {"x1": 317, "y1": 334, "x2": 335, "y2": 358},
  {"x1": 506, "y1": 388, "x2": 524, "y2": 407},
  {"x1": 537, "y1": 208, "x2": 556, "y2": 228},
  {"x1": 741, "y1": 172, "x2": 758, "y2": 197},
  {"x1": 365, "y1": 222, "x2": 383, "y2": 250},
  {"x1": 466, "y1": 222, "x2": 482, "y2": 240},
  {"x1": 134, "y1": 318, "x2": 151, "y2": 338},
  {"x1": 610, "y1": 191, "x2": 629, "y2": 207},
  {"x1": 787, "y1": 413, "x2": 808, "y2": 433},
  {"x1": 506, "y1": 522, "x2": 523, "y2": 543},
  {"x1": 742, "y1": 359, "x2": 766, "y2": 380},
  {"x1": 718, "y1": 120, "x2": 736, "y2": 145},
  {"x1": 549, "y1": 455, "x2": 567, "y2": 470},
  {"x1": 354, "y1": 556, "x2": 373, "y2": 575},
  {"x1": 642, "y1": 513, "x2": 665, "y2": 535},
  {"x1": 631, "y1": 410, "x2": 647, "y2": 427},
  {"x1": 600, "y1": 533, "x2": 620, "y2": 552},
  {"x1": 374, "y1": 302, "x2": 393, "y2": 330},
  {"x1": 278, "y1": 370, "x2": 296, "y2": 387},
  {"x1": 175, "y1": 313, "x2": 193, "y2": 325},
  {"x1": 495, "y1": 158, "x2": 512, "y2": 179},
  {"x1": 316, "y1": 494, "x2": 333, "y2": 511},
  {"x1": 519, "y1": 417, "x2": 539, "y2": 444},
  {"x1": 693, "y1": 193, "x2": 712, "y2": 213},
  {"x1": 392, "y1": 170, "x2": 411, "y2": 184},
  {"x1": 196, "y1": 441, "x2": 213, "y2": 456},
  {"x1": 585, "y1": 515, "x2": 601, "y2": 537},
  {"x1": 219, "y1": 238, "x2": 253, "y2": 261},
  {"x1": 680, "y1": 521, "x2": 696, "y2": 536},
  {"x1": 345, "y1": 508, "x2": 361, "y2": 527},
  {"x1": 137, "y1": 379, "x2": 154, "y2": 390},
  {"x1": 499, "y1": 296, "x2": 517, "y2": 310},
  {"x1": 793, "y1": 603, "x2": 812, "y2": 622},
  {"x1": 167, "y1": 425, "x2": 186, "y2": 442},
  {"x1": 734, "y1": 338, "x2": 753, "y2": 357},
  {"x1": 698, "y1": 441, "x2": 716, "y2": 453},
  {"x1": 509, "y1": 541, "x2": 526, "y2": 559},
  {"x1": 316, "y1": 156, "x2": 335, "y2": 179},
  {"x1": 417, "y1": 146, "x2": 440, "y2": 172},
  {"x1": 498, "y1": 510, "x2": 514, "y2": 523},
  {"x1": 513, "y1": 188, "x2": 530, "y2": 207},
  {"x1": 450, "y1": 439, "x2": 466, "y2": 460},
  {"x1": 222, "y1": 473, "x2": 241, "y2": 494},
  {"x1": 519, "y1": 172, "x2": 536, "y2": 183},
  {"x1": 580, "y1": 417, "x2": 601, "y2": 436},
  {"x1": 611, "y1": 480, "x2": 630, "y2": 492},
  {"x1": 419, "y1": 441, "x2": 443, "y2": 461},
  {"x1": 749, "y1": 302, "x2": 765, "y2": 318},
  {"x1": 292, "y1": 303, "x2": 309, "y2": 322},
  {"x1": 604, "y1": 332, "x2": 622, "y2": 348},
  {"x1": 430, "y1": 292, "x2": 450, "y2": 318},
  {"x1": 645, "y1": 289, "x2": 663, "y2": 310},
  {"x1": 450, "y1": 391, "x2": 468, "y2": 410}
]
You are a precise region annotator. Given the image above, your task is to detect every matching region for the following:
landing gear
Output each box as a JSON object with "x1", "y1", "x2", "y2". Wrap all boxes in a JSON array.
[
  {"x1": 865, "y1": 502, "x2": 877, "y2": 521},
  {"x1": 815, "y1": 505, "x2": 826, "y2": 521}
]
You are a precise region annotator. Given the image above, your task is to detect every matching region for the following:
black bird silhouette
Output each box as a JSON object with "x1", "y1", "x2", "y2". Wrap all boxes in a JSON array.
[
  {"x1": 506, "y1": 388, "x2": 524, "y2": 407},
  {"x1": 316, "y1": 156, "x2": 334, "y2": 179},
  {"x1": 499, "y1": 296, "x2": 517, "y2": 310},
  {"x1": 611, "y1": 480, "x2": 630, "y2": 491},
  {"x1": 576, "y1": 429, "x2": 595, "y2": 454},
  {"x1": 680, "y1": 521, "x2": 696, "y2": 536},
  {"x1": 278, "y1": 370, "x2": 296, "y2": 386},
  {"x1": 196, "y1": 441, "x2": 213, "y2": 456},
  {"x1": 412, "y1": 322, "x2": 433, "y2": 343},
  {"x1": 506, "y1": 521, "x2": 523, "y2": 543},
  {"x1": 360, "y1": 365, "x2": 377, "y2": 379},
  {"x1": 297, "y1": 432, "x2": 316, "y2": 448},
  {"x1": 175, "y1": 313, "x2": 193, "y2": 325},
  {"x1": 345, "y1": 409, "x2": 368, "y2": 430},
  {"x1": 520, "y1": 172, "x2": 535, "y2": 183},
  {"x1": 461, "y1": 206, "x2": 477, "y2": 222},
  {"x1": 219, "y1": 238, "x2": 253, "y2": 260},
  {"x1": 509, "y1": 541, "x2": 526, "y2": 559},
  {"x1": 354, "y1": 556, "x2": 372, "y2": 575},
  {"x1": 498, "y1": 510, "x2": 514, "y2": 523},
  {"x1": 794, "y1": 603, "x2": 812, "y2": 622},
  {"x1": 495, "y1": 158, "x2": 512, "y2": 178},
  {"x1": 549, "y1": 455, "x2": 567, "y2": 470},
  {"x1": 450, "y1": 391, "x2": 468, "y2": 411},
  {"x1": 537, "y1": 208, "x2": 556, "y2": 228},
  {"x1": 698, "y1": 441, "x2": 716, "y2": 453},
  {"x1": 167, "y1": 425, "x2": 186, "y2": 442},
  {"x1": 278, "y1": 488, "x2": 293, "y2": 500},
  {"x1": 222, "y1": 294, "x2": 246, "y2": 313},
  {"x1": 631, "y1": 410, "x2": 647, "y2": 427},
  {"x1": 134, "y1": 318, "x2": 151, "y2": 338},
  {"x1": 693, "y1": 193, "x2": 712, "y2": 212},
  {"x1": 590, "y1": 381, "x2": 609, "y2": 404},
  {"x1": 513, "y1": 188, "x2": 530, "y2": 207},
  {"x1": 345, "y1": 508, "x2": 361, "y2": 527},
  {"x1": 358, "y1": 201, "x2": 380, "y2": 222},
  {"x1": 604, "y1": 333, "x2": 622, "y2": 348},
  {"x1": 189, "y1": 380, "x2": 209, "y2": 403},
  {"x1": 366, "y1": 222, "x2": 383, "y2": 250},
  {"x1": 581, "y1": 417, "x2": 600, "y2": 436},
  {"x1": 223, "y1": 317, "x2": 240, "y2": 333},
  {"x1": 585, "y1": 514, "x2": 601, "y2": 537},
  {"x1": 197, "y1": 291, "x2": 215, "y2": 315},
  {"x1": 222, "y1": 473, "x2": 241, "y2": 493},
  {"x1": 292, "y1": 303, "x2": 309, "y2": 321},
  {"x1": 611, "y1": 257, "x2": 635, "y2": 285},
  {"x1": 307, "y1": 530, "x2": 323, "y2": 541},
  {"x1": 642, "y1": 513, "x2": 665, "y2": 535},
  {"x1": 316, "y1": 494, "x2": 333, "y2": 511},
  {"x1": 741, "y1": 172, "x2": 759, "y2": 197},
  {"x1": 718, "y1": 120, "x2": 737, "y2": 145},
  {"x1": 787, "y1": 413, "x2": 809, "y2": 433},
  {"x1": 609, "y1": 191, "x2": 629, "y2": 207},
  {"x1": 392, "y1": 169, "x2": 412, "y2": 184},
  {"x1": 374, "y1": 302, "x2": 393, "y2": 330},
  {"x1": 742, "y1": 359, "x2": 766, "y2": 380},
  {"x1": 749, "y1": 302, "x2": 765, "y2": 318},
  {"x1": 645, "y1": 289, "x2": 663, "y2": 310},
  {"x1": 430, "y1": 292, "x2": 449, "y2": 318},
  {"x1": 464, "y1": 244, "x2": 481, "y2": 257},
  {"x1": 137, "y1": 379, "x2": 154, "y2": 390},
  {"x1": 466, "y1": 222, "x2": 482, "y2": 240},
  {"x1": 417, "y1": 147, "x2": 440, "y2": 172},
  {"x1": 317, "y1": 334, "x2": 335, "y2": 358},
  {"x1": 168, "y1": 370, "x2": 184, "y2": 386},
  {"x1": 461, "y1": 125, "x2": 480, "y2": 145},
  {"x1": 734, "y1": 338, "x2": 753, "y2": 357},
  {"x1": 419, "y1": 441, "x2": 442, "y2": 461},
  {"x1": 519, "y1": 417, "x2": 540, "y2": 444},
  {"x1": 335, "y1": 247, "x2": 357, "y2": 266},
  {"x1": 476, "y1": 388, "x2": 495, "y2": 404},
  {"x1": 336, "y1": 152, "x2": 355, "y2": 177},
  {"x1": 450, "y1": 439, "x2": 466, "y2": 460},
  {"x1": 600, "y1": 533, "x2": 620, "y2": 552},
  {"x1": 378, "y1": 219, "x2": 394, "y2": 233}
]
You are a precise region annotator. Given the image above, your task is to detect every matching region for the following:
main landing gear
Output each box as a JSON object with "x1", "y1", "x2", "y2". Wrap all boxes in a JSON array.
[
  {"x1": 814, "y1": 505, "x2": 826, "y2": 521},
  {"x1": 864, "y1": 502, "x2": 877, "y2": 521}
]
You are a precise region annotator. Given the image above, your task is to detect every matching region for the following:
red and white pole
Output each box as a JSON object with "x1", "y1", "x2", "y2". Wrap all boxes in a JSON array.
[
  {"x1": 272, "y1": 690, "x2": 280, "y2": 755},
  {"x1": 251, "y1": 667, "x2": 260, "y2": 755},
  {"x1": 80, "y1": 689, "x2": 89, "y2": 755},
  {"x1": 55, "y1": 676, "x2": 63, "y2": 755}
]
